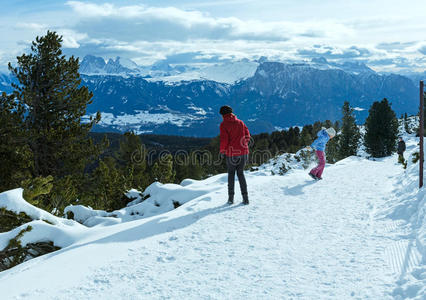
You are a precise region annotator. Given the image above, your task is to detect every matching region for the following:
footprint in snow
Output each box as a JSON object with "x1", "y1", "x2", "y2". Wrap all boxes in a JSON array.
[{"x1": 157, "y1": 256, "x2": 176, "y2": 262}]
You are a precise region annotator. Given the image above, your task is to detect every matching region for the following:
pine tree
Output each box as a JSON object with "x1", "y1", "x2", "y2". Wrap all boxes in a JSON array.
[
  {"x1": 325, "y1": 135, "x2": 340, "y2": 163},
  {"x1": 300, "y1": 125, "x2": 313, "y2": 147},
  {"x1": 338, "y1": 101, "x2": 360, "y2": 159},
  {"x1": 9, "y1": 31, "x2": 101, "y2": 179},
  {"x1": 8, "y1": 31, "x2": 104, "y2": 210},
  {"x1": 116, "y1": 132, "x2": 148, "y2": 191},
  {"x1": 151, "y1": 154, "x2": 176, "y2": 183},
  {"x1": 89, "y1": 156, "x2": 128, "y2": 210},
  {"x1": 364, "y1": 98, "x2": 398, "y2": 158},
  {"x1": 0, "y1": 92, "x2": 32, "y2": 191}
]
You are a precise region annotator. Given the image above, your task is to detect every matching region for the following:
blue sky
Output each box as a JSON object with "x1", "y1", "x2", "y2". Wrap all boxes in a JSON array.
[{"x1": 1, "y1": 0, "x2": 425, "y2": 73}]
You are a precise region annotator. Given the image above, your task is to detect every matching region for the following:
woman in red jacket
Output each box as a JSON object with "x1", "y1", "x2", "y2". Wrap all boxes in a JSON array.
[{"x1": 219, "y1": 105, "x2": 251, "y2": 205}]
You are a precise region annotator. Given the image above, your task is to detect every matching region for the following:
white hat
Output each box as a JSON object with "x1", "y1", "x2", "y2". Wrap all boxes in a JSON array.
[{"x1": 326, "y1": 127, "x2": 336, "y2": 137}]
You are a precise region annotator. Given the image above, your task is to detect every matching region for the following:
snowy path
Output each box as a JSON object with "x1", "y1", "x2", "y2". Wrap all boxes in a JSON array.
[{"x1": 0, "y1": 157, "x2": 414, "y2": 299}]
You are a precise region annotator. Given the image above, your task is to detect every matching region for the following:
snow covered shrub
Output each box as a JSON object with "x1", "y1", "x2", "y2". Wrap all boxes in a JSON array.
[
  {"x1": 412, "y1": 152, "x2": 420, "y2": 164},
  {"x1": 398, "y1": 155, "x2": 407, "y2": 169},
  {"x1": 299, "y1": 150, "x2": 313, "y2": 169},
  {"x1": 0, "y1": 226, "x2": 32, "y2": 270},
  {"x1": 0, "y1": 208, "x2": 32, "y2": 233},
  {"x1": 0, "y1": 225, "x2": 60, "y2": 272},
  {"x1": 279, "y1": 163, "x2": 290, "y2": 175}
]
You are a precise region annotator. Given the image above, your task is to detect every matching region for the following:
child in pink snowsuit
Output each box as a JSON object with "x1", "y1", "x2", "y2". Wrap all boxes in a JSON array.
[{"x1": 308, "y1": 127, "x2": 336, "y2": 180}]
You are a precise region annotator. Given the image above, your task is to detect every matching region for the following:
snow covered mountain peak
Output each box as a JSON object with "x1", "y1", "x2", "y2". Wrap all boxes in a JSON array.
[
  {"x1": 79, "y1": 55, "x2": 259, "y2": 83},
  {"x1": 79, "y1": 55, "x2": 107, "y2": 74}
]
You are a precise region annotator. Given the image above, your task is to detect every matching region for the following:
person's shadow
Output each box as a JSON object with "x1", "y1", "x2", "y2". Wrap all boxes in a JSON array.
[
  {"x1": 281, "y1": 180, "x2": 316, "y2": 196},
  {"x1": 45, "y1": 202, "x2": 243, "y2": 259}
]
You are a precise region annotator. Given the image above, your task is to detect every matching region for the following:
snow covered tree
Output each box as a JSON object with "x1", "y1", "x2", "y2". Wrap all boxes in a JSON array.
[
  {"x1": 364, "y1": 98, "x2": 398, "y2": 158},
  {"x1": 338, "y1": 101, "x2": 360, "y2": 159}
]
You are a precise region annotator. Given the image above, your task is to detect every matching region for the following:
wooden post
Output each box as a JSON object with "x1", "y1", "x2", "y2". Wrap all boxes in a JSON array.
[{"x1": 420, "y1": 80, "x2": 424, "y2": 188}]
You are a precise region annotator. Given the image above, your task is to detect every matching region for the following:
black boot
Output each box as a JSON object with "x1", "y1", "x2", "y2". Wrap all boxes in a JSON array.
[
  {"x1": 227, "y1": 195, "x2": 234, "y2": 205},
  {"x1": 242, "y1": 194, "x2": 249, "y2": 205}
]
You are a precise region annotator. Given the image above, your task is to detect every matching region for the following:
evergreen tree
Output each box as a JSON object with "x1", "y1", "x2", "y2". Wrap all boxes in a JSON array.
[
  {"x1": 8, "y1": 31, "x2": 103, "y2": 210},
  {"x1": 300, "y1": 125, "x2": 313, "y2": 147},
  {"x1": 174, "y1": 151, "x2": 205, "y2": 182},
  {"x1": 338, "y1": 101, "x2": 360, "y2": 159},
  {"x1": 364, "y1": 98, "x2": 398, "y2": 158},
  {"x1": 8, "y1": 31, "x2": 101, "y2": 179},
  {"x1": 116, "y1": 132, "x2": 148, "y2": 191},
  {"x1": 0, "y1": 92, "x2": 32, "y2": 191},
  {"x1": 325, "y1": 135, "x2": 340, "y2": 163},
  {"x1": 334, "y1": 120, "x2": 340, "y2": 132},
  {"x1": 89, "y1": 156, "x2": 128, "y2": 210},
  {"x1": 151, "y1": 154, "x2": 175, "y2": 183}
]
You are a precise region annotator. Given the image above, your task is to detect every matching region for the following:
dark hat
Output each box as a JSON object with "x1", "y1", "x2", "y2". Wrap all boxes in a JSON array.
[{"x1": 219, "y1": 105, "x2": 233, "y2": 115}]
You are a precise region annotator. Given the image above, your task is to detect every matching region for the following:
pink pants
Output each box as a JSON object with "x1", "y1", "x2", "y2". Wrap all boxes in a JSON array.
[{"x1": 310, "y1": 150, "x2": 325, "y2": 178}]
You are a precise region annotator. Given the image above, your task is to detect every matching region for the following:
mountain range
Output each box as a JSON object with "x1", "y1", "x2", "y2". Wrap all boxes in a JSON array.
[{"x1": 0, "y1": 56, "x2": 421, "y2": 136}]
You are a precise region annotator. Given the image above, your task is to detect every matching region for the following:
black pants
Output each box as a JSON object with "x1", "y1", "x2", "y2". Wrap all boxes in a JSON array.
[{"x1": 226, "y1": 155, "x2": 248, "y2": 200}]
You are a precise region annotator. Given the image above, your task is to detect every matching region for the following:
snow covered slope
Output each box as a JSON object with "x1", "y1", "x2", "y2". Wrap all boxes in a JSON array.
[{"x1": 0, "y1": 137, "x2": 425, "y2": 299}]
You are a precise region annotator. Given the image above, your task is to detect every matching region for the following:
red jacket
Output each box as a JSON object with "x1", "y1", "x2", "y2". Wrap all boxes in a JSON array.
[{"x1": 220, "y1": 113, "x2": 250, "y2": 157}]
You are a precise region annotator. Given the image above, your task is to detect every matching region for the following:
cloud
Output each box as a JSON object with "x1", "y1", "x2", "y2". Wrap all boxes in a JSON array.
[
  {"x1": 377, "y1": 41, "x2": 416, "y2": 51},
  {"x1": 57, "y1": 29, "x2": 88, "y2": 48},
  {"x1": 1, "y1": 1, "x2": 425, "y2": 73},
  {"x1": 14, "y1": 23, "x2": 47, "y2": 31},
  {"x1": 66, "y1": 1, "x2": 353, "y2": 43},
  {"x1": 297, "y1": 45, "x2": 372, "y2": 60}
]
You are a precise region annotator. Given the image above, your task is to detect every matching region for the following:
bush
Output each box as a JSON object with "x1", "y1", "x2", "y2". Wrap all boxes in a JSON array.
[
  {"x1": 0, "y1": 208, "x2": 33, "y2": 233},
  {"x1": 0, "y1": 226, "x2": 60, "y2": 272}
]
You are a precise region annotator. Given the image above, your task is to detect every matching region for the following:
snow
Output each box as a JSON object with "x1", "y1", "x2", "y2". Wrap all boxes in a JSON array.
[
  {"x1": 85, "y1": 110, "x2": 206, "y2": 133},
  {"x1": 0, "y1": 188, "x2": 77, "y2": 228},
  {"x1": 0, "y1": 189, "x2": 86, "y2": 250},
  {"x1": 146, "y1": 61, "x2": 259, "y2": 84},
  {"x1": 65, "y1": 181, "x2": 219, "y2": 227},
  {"x1": 187, "y1": 104, "x2": 207, "y2": 116},
  {"x1": 116, "y1": 57, "x2": 139, "y2": 70},
  {"x1": 0, "y1": 134, "x2": 425, "y2": 299}
]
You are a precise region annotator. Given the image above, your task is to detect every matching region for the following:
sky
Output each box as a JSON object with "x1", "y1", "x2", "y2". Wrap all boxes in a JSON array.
[{"x1": 0, "y1": 0, "x2": 425, "y2": 73}]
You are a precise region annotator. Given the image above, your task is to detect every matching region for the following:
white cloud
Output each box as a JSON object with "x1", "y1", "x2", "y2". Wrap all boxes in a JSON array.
[
  {"x1": 56, "y1": 29, "x2": 88, "y2": 48},
  {"x1": 66, "y1": 1, "x2": 355, "y2": 43},
  {"x1": 0, "y1": 1, "x2": 425, "y2": 73},
  {"x1": 15, "y1": 22, "x2": 47, "y2": 31}
]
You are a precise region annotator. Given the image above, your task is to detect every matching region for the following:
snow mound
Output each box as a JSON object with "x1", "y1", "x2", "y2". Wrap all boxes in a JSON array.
[
  {"x1": 65, "y1": 178, "x2": 223, "y2": 227},
  {"x1": 0, "y1": 189, "x2": 86, "y2": 251},
  {"x1": 255, "y1": 148, "x2": 316, "y2": 175},
  {"x1": 0, "y1": 188, "x2": 78, "y2": 227},
  {"x1": 385, "y1": 136, "x2": 426, "y2": 299}
]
